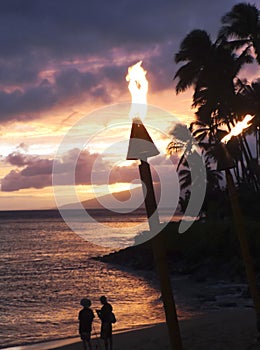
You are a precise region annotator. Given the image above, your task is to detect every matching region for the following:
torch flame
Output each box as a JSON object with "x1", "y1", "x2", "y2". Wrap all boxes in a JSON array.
[
  {"x1": 126, "y1": 61, "x2": 148, "y2": 121},
  {"x1": 221, "y1": 114, "x2": 254, "y2": 144}
]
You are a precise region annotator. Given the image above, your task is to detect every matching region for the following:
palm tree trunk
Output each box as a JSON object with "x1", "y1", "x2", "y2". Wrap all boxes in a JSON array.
[
  {"x1": 254, "y1": 126, "x2": 260, "y2": 171},
  {"x1": 255, "y1": 129, "x2": 258, "y2": 162},
  {"x1": 242, "y1": 134, "x2": 253, "y2": 160},
  {"x1": 239, "y1": 135, "x2": 259, "y2": 191}
]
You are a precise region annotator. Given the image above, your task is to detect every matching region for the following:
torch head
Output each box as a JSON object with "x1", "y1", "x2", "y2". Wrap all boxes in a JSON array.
[
  {"x1": 216, "y1": 142, "x2": 236, "y2": 171},
  {"x1": 216, "y1": 114, "x2": 254, "y2": 170},
  {"x1": 126, "y1": 118, "x2": 160, "y2": 160}
]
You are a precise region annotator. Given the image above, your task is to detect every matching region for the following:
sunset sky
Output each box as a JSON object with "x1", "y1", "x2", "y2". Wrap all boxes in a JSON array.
[{"x1": 0, "y1": 0, "x2": 259, "y2": 210}]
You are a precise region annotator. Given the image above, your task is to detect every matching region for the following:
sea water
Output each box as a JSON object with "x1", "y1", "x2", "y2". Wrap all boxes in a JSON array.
[{"x1": 0, "y1": 209, "x2": 191, "y2": 349}]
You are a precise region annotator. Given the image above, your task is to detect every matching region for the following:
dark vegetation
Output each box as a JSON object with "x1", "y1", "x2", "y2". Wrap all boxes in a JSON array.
[
  {"x1": 96, "y1": 218, "x2": 260, "y2": 283},
  {"x1": 167, "y1": 2, "x2": 260, "y2": 214}
]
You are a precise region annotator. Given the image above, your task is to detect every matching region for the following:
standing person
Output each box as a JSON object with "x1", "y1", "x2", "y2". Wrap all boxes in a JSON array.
[
  {"x1": 96, "y1": 295, "x2": 115, "y2": 350},
  {"x1": 78, "y1": 298, "x2": 95, "y2": 350}
]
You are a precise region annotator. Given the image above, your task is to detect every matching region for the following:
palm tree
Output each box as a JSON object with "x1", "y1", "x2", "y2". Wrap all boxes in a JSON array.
[
  {"x1": 178, "y1": 159, "x2": 191, "y2": 190},
  {"x1": 177, "y1": 152, "x2": 223, "y2": 218},
  {"x1": 218, "y1": 3, "x2": 260, "y2": 64},
  {"x1": 174, "y1": 30, "x2": 212, "y2": 95},
  {"x1": 178, "y1": 155, "x2": 222, "y2": 192},
  {"x1": 236, "y1": 78, "x2": 260, "y2": 174},
  {"x1": 178, "y1": 190, "x2": 191, "y2": 214},
  {"x1": 173, "y1": 8, "x2": 259, "y2": 191},
  {"x1": 174, "y1": 29, "x2": 253, "y2": 129}
]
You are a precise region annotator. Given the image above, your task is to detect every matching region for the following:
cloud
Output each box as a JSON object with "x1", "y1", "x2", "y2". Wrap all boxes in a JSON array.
[
  {"x1": 5, "y1": 152, "x2": 35, "y2": 166},
  {"x1": 2, "y1": 148, "x2": 177, "y2": 192},
  {"x1": 16, "y1": 143, "x2": 29, "y2": 152},
  {"x1": 1, "y1": 170, "x2": 52, "y2": 191},
  {"x1": 0, "y1": 82, "x2": 56, "y2": 121},
  {"x1": 2, "y1": 148, "x2": 137, "y2": 191},
  {"x1": 0, "y1": 0, "x2": 256, "y2": 123},
  {"x1": 0, "y1": 67, "x2": 115, "y2": 121},
  {"x1": 21, "y1": 159, "x2": 53, "y2": 176},
  {"x1": 53, "y1": 148, "x2": 140, "y2": 187},
  {"x1": 2, "y1": 152, "x2": 54, "y2": 190}
]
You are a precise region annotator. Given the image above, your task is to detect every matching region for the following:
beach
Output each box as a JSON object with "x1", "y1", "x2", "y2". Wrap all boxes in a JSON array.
[{"x1": 51, "y1": 308, "x2": 259, "y2": 350}]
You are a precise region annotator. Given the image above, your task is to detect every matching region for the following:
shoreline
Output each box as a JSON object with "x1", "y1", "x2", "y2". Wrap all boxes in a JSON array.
[
  {"x1": 45, "y1": 308, "x2": 260, "y2": 350},
  {"x1": 2, "y1": 308, "x2": 259, "y2": 350},
  {"x1": 0, "y1": 324, "x2": 160, "y2": 350}
]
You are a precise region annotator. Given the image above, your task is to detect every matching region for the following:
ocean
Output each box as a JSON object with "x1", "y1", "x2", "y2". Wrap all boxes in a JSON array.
[{"x1": 0, "y1": 209, "x2": 193, "y2": 349}]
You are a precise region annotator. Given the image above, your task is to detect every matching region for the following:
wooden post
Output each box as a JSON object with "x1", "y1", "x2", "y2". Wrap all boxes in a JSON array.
[
  {"x1": 139, "y1": 160, "x2": 183, "y2": 350},
  {"x1": 226, "y1": 169, "x2": 260, "y2": 331}
]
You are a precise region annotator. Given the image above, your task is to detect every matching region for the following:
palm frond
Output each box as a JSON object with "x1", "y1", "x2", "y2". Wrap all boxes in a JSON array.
[{"x1": 175, "y1": 29, "x2": 212, "y2": 63}]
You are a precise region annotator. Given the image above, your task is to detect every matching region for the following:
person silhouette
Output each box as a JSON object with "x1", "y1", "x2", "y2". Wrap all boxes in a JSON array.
[
  {"x1": 78, "y1": 298, "x2": 95, "y2": 350},
  {"x1": 96, "y1": 296, "x2": 115, "y2": 350}
]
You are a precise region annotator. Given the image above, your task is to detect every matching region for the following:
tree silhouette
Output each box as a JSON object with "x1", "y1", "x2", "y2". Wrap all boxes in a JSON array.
[
  {"x1": 172, "y1": 2, "x2": 260, "y2": 192},
  {"x1": 218, "y1": 3, "x2": 260, "y2": 64}
]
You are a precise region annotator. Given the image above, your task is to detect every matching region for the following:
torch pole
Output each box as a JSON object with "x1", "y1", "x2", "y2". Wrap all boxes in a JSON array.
[
  {"x1": 225, "y1": 168, "x2": 260, "y2": 331},
  {"x1": 139, "y1": 159, "x2": 183, "y2": 350}
]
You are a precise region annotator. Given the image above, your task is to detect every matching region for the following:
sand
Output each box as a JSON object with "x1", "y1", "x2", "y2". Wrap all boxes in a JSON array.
[{"x1": 49, "y1": 308, "x2": 260, "y2": 350}]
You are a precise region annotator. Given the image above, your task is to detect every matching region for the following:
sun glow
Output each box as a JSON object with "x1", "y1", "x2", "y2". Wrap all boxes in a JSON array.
[{"x1": 221, "y1": 114, "x2": 254, "y2": 144}]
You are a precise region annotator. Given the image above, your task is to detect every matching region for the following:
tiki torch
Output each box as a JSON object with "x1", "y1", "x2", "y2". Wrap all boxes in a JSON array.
[
  {"x1": 126, "y1": 61, "x2": 183, "y2": 350},
  {"x1": 217, "y1": 114, "x2": 260, "y2": 332}
]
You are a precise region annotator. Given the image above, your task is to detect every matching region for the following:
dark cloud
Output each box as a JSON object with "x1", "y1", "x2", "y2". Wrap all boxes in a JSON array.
[
  {"x1": 0, "y1": 0, "x2": 255, "y2": 122},
  {"x1": 0, "y1": 0, "x2": 238, "y2": 57},
  {"x1": 0, "y1": 68, "x2": 115, "y2": 121},
  {"x1": 0, "y1": 1, "x2": 239, "y2": 56},
  {"x1": 0, "y1": 1, "x2": 172, "y2": 58},
  {"x1": 0, "y1": 82, "x2": 56, "y2": 121},
  {"x1": 2, "y1": 148, "x2": 138, "y2": 191},
  {"x1": 2, "y1": 147, "x2": 177, "y2": 191},
  {"x1": 2, "y1": 152, "x2": 54, "y2": 190},
  {"x1": 21, "y1": 159, "x2": 53, "y2": 176},
  {"x1": 55, "y1": 69, "x2": 97, "y2": 95},
  {"x1": 5, "y1": 152, "x2": 35, "y2": 166},
  {"x1": 1, "y1": 170, "x2": 52, "y2": 191},
  {"x1": 0, "y1": 53, "x2": 44, "y2": 86}
]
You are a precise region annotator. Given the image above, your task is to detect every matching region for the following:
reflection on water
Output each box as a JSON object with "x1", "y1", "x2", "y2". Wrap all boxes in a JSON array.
[{"x1": 0, "y1": 212, "x2": 196, "y2": 349}]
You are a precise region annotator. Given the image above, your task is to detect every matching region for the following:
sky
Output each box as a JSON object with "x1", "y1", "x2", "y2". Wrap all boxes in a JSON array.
[{"x1": 0, "y1": 0, "x2": 259, "y2": 210}]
